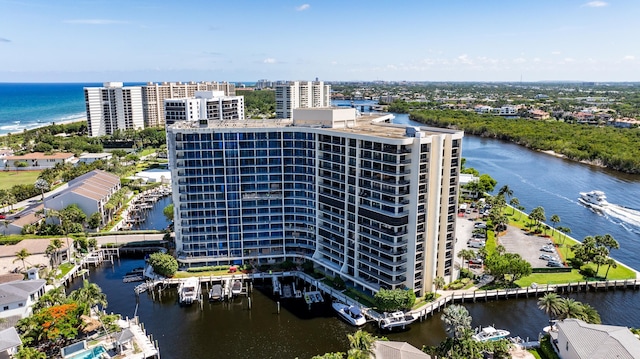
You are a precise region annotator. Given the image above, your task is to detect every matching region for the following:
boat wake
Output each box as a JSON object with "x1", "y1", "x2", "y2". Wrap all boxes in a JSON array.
[{"x1": 601, "y1": 205, "x2": 640, "y2": 233}]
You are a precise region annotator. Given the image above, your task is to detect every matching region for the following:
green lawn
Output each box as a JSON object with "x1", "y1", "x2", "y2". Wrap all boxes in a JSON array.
[{"x1": 0, "y1": 170, "x2": 42, "y2": 190}]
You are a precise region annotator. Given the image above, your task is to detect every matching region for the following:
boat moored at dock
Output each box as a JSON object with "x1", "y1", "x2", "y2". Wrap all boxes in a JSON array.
[
  {"x1": 178, "y1": 277, "x2": 200, "y2": 305},
  {"x1": 332, "y1": 302, "x2": 366, "y2": 326},
  {"x1": 379, "y1": 311, "x2": 418, "y2": 330},
  {"x1": 208, "y1": 284, "x2": 223, "y2": 302},
  {"x1": 472, "y1": 326, "x2": 510, "y2": 342}
]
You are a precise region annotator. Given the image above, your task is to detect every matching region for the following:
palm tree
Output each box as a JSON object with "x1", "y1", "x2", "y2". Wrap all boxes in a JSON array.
[
  {"x1": 34, "y1": 178, "x2": 50, "y2": 201},
  {"x1": 558, "y1": 226, "x2": 572, "y2": 260},
  {"x1": 537, "y1": 293, "x2": 564, "y2": 321},
  {"x1": 497, "y1": 185, "x2": 513, "y2": 202},
  {"x1": 442, "y1": 304, "x2": 472, "y2": 339},
  {"x1": 558, "y1": 298, "x2": 584, "y2": 320},
  {"x1": 32, "y1": 286, "x2": 67, "y2": 312},
  {"x1": 433, "y1": 276, "x2": 445, "y2": 296},
  {"x1": 604, "y1": 258, "x2": 618, "y2": 279},
  {"x1": 550, "y1": 214, "x2": 560, "y2": 231},
  {"x1": 50, "y1": 238, "x2": 64, "y2": 266},
  {"x1": 509, "y1": 197, "x2": 520, "y2": 217},
  {"x1": 69, "y1": 279, "x2": 108, "y2": 315},
  {"x1": 1, "y1": 220, "x2": 9, "y2": 236},
  {"x1": 346, "y1": 330, "x2": 380, "y2": 359},
  {"x1": 580, "y1": 303, "x2": 601, "y2": 324},
  {"x1": 13, "y1": 248, "x2": 31, "y2": 271},
  {"x1": 458, "y1": 249, "x2": 476, "y2": 270}
]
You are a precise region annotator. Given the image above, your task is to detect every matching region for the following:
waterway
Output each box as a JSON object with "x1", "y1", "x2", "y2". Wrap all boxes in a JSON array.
[{"x1": 70, "y1": 106, "x2": 640, "y2": 358}]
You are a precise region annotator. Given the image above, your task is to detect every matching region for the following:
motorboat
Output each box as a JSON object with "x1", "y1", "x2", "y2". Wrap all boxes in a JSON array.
[
  {"x1": 332, "y1": 302, "x2": 366, "y2": 326},
  {"x1": 178, "y1": 277, "x2": 200, "y2": 305},
  {"x1": 231, "y1": 279, "x2": 243, "y2": 296},
  {"x1": 379, "y1": 311, "x2": 418, "y2": 330},
  {"x1": 472, "y1": 326, "x2": 510, "y2": 342},
  {"x1": 208, "y1": 284, "x2": 222, "y2": 301},
  {"x1": 579, "y1": 190, "x2": 609, "y2": 210}
]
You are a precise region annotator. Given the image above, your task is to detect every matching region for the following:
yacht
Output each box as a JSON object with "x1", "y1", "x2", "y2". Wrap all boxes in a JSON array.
[
  {"x1": 579, "y1": 190, "x2": 609, "y2": 210},
  {"x1": 472, "y1": 326, "x2": 510, "y2": 342},
  {"x1": 379, "y1": 311, "x2": 418, "y2": 330},
  {"x1": 178, "y1": 278, "x2": 200, "y2": 305},
  {"x1": 332, "y1": 302, "x2": 366, "y2": 327}
]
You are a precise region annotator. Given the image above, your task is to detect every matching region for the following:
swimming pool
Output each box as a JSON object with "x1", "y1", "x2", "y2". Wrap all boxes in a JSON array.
[{"x1": 65, "y1": 345, "x2": 107, "y2": 359}]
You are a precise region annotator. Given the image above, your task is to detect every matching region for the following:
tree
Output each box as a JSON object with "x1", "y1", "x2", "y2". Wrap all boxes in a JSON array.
[
  {"x1": 550, "y1": 214, "x2": 560, "y2": 230},
  {"x1": 14, "y1": 346, "x2": 47, "y2": 359},
  {"x1": 347, "y1": 330, "x2": 382, "y2": 359},
  {"x1": 604, "y1": 258, "x2": 618, "y2": 279},
  {"x1": 69, "y1": 279, "x2": 107, "y2": 315},
  {"x1": 148, "y1": 252, "x2": 178, "y2": 277},
  {"x1": 557, "y1": 298, "x2": 584, "y2": 321},
  {"x1": 537, "y1": 293, "x2": 564, "y2": 321},
  {"x1": 374, "y1": 288, "x2": 416, "y2": 312},
  {"x1": 528, "y1": 206, "x2": 546, "y2": 232},
  {"x1": 457, "y1": 249, "x2": 476, "y2": 270},
  {"x1": 433, "y1": 276, "x2": 445, "y2": 296},
  {"x1": 442, "y1": 304, "x2": 472, "y2": 339},
  {"x1": 478, "y1": 174, "x2": 497, "y2": 194},
  {"x1": 509, "y1": 197, "x2": 520, "y2": 217},
  {"x1": 14, "y1": 248, "x2": 31, "y2": 271},
  {"x1": 163, "y1": 203, "x2": 174, "y2": 222},
  {"x1": 497, "y1": 185, "x2": 513, "y2": 202},
  {"x1": 88, "y1": 212, "x2": 102, "y2": 230},
  {"x1": 34, "y1": 178, "x2": 49, "y2": 201}
]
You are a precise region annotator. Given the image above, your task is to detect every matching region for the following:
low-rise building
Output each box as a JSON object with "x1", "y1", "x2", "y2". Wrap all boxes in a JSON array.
[
  {"x1": 44, "y1": 170, "x2": 121, "y2": 228},
  {"x1": 552, "y1": 318, "x2": 640, "y2": 359},
  {"x1": 77, "y1": 153, "x2": 113, "y2": 165},
  {"x1": 3, "y1": 152, "x2": 75, "y2": 171},
  {"x1": 0, "y1": 279, "x2": 46, "y2": 320},
  {"x1": 529, "y1": 109, "x2": 550, "y2": 120},
  {"x1": 608, "y1": 117, "x2": 640, "y2": 128},
  {"x1": 0, "y1": 327, "x2": 22, "y2": 358}
]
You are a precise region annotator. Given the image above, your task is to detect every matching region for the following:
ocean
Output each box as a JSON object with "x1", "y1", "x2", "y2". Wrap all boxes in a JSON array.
[{"x1": 0, "y1": 83, "x2": 100, "y2": 135}]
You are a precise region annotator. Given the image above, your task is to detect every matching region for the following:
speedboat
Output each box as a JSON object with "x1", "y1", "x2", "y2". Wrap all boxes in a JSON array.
[
  {"x1": 178, "y1": 277, "x2": 200, "y2": 305},
  {"x1": 208, "y1": 284, "x2": 223, "y2": 301},
  {"x1": 472, "y1": 326, "x2": 510, "y2": 342},
  {"x1": 379, "y1": 311, "x2": 418, "y2": 330},
  {"x1": 579, "y1": 190, "x2": 608, "y2": 211},
  {"x1": 332, "y1": 302, "x2": 366, "y2": 326}
]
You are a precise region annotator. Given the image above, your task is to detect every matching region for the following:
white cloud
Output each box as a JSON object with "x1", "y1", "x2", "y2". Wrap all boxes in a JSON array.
[
  {"x1": 623, "y1": 55, "x2": 635, "y2": 61},
  {"x1": 296, "y1": 4, "x2": 310, "y2": 11},
  {"x1": 330, "y1": 61, "x2": 338, "y2": 65},
  {"x1": 582, "y1": 1, "x2": 608, "y2": 7},
  {"x1": 63, "y1": 19, "x2": 128, "y2": 25},
  {"x1": 551, "y1": 51, "x2": 561, "y2": 55},
  {"x1": 263, "y1": 58, "x2": 277, "y2": 64},
  {"x1": 456, "y1": 54, "x2": 473, "y2": 65}
]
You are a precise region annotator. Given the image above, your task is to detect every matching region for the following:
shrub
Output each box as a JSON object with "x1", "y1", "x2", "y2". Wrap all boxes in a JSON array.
[
  {"x1": 424, "y1": 292, "x2": 436, "y2": 302},
  {"x1": 580, "y1": 267, "x2": 597, "y2": 278},
  {"x1": 459, "y1": 268, "x2": 474, "y2": 279},
  {"x1": 568, "y1": 258, "x2": 583, "y2": 269},
  {"x1": 333, "y1": 276, "x2": 346, "y2": 290},
  {"x1": 301, "y1": 261, "x2": 314, "y2": 273},
  {"x1": 148, "y1": 252, "x2": 178, "y2": 277}
]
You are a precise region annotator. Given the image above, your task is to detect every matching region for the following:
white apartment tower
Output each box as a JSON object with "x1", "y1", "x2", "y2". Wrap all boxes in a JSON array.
[
  {"x1": 164, "y1": 91, "x2": 245, "y2": 127},
  {"x1": 142, "y1": 81, "x2": 236, "y2": 127},
  {"x1": 167, "y1": 108, "x2": 463, "y2": 295},
  {"x1": 275, "y1": 81, "x2": 331, "y2": 119},
  {"x1": 84, "y1": 82, "x2": 144, "y2": 137}
]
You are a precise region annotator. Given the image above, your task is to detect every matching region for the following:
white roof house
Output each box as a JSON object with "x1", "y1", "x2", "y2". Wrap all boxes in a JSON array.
[
  {"x1": 77, "y1": 152, "x2": 113, "y2": 165},
  {"x1": 0, "y1": 279, "x2": 46, "y2": 320},
  {"x1": 0, "y1": 327, "x2": 22, "y2": 358},
  {"x1": 372, "y1": 341, "x2": 431, "y2": 359},
  {"x1": 554, "y1": 318, "x2": 640, "y2": 359}
]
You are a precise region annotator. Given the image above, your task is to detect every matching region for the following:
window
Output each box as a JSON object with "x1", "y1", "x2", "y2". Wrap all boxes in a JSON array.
[{"x1": 3, "y1": 306, "x2": 7, "y2": 310}]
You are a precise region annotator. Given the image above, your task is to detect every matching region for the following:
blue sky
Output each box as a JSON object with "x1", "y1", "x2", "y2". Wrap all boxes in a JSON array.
[{"x1": 1, "y1": 0, "x2": 638, "y2": 82}]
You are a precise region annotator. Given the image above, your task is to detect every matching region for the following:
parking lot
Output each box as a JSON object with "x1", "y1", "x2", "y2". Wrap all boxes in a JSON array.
[{"x1": 498, "y1": 229, "x2": 561, "y2": 268}]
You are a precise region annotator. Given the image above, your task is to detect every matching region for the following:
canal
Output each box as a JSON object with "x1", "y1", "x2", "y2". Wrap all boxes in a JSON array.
[{"x1": 72, "y1": 110, "x2": 640, "y2": 358}]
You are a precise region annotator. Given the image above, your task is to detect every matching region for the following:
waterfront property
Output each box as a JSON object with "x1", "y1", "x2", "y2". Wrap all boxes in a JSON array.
[
  {"x1": 0, "y1": 279, "x2": 46, "y2": 321},
  {"x1": 3, "y1": 151, "x2": 75, "y2": 171},
  {"x1": 275, "y1": 80, "x2": 331, "y2": 119},
  {"x1": 84, "y1": 82, "x2": 144, "y2": 137},
  {"x1": 550, "y1": 318, "x2": 640, "y2": 359},
  {"x1": 167, "y1": 107, "x2": 463, "y2": 295},
  {"x1": 164, "y1": 90, "x2": 245, "y2": 127}
]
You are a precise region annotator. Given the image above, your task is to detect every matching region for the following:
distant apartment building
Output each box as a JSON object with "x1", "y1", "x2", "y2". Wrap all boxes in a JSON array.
[
  {"x1": 166, "y1": 108, "x2": 463, "y2": 295},
  {"x1": 496, "y1": 105, "x2": 517, "y2": 116},
  {"x1": 275, "y1": 81, "x2": 331, "y2": 119},
  {"x1": 142, "y1": 81, "x2": 236, "y2": 127},
  {"x1": 84, "y1": 82, "x2": 144, "y2": 137},
  {"x1": 255, "y1": 79, "x2": 274, "y2": 89},
  {"x1": 164, "y1": 91, "x2": 244, "y2": 127}
]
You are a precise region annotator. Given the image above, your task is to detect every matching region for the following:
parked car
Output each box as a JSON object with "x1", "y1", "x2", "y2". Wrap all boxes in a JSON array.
[
  {"x1": 469, "y1": 257, "x2": 484, "y2": 265},
  {"x1": 0, "y1": 213, "x2": 5, "y2": 219},
  {"x1": 539, "y1": 254, "x2": 558, "y2": 261},
  {"x1": 474, "y1": 222, "x2": 487, "y2": 229},
  {"x1": 468, "y1": 240, "x2": 486, "y2": 249},
  {"x1": 540, "y1": 245, "x2": 555, "y2": 253},
  {"x1": 547, "y1": 260, "x2": 564, "y2": 268}
]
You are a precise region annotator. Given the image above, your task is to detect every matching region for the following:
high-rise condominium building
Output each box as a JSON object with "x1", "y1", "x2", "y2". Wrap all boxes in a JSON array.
[
  {"x1": 164, "y1": 91, "x2": 245, "y2": 127},
  {"x1": 167, "y1": 108, "x2": 463, "y2": 295},
  {"x1": 84, "y1": 82, "x2": 144, "y2": 137},
  {"x1": 275, "y1": 81, "x2": 331, "y2": 119},
  {"x1": 142, "y1": 81, "x2": 236, "y2": 127}
]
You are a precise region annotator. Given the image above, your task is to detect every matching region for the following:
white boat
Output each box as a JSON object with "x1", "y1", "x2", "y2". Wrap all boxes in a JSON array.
[
  {"x1": 379, "y1": 311, "x2": 418, "y2": 330},
  {"x1": 231, "y1": 279, "x2": 243, "y2": 296},
  {"x1": 472, "y1": 326, "x2": 510, "y2": 342},
  {"x1": 579, "y1": 190, "x2": 609, "y2": 210},
  {"x1": 332, "y1": 302, "x2": 366, "y2": 326},
  {"x1": 208, "y1": 284, "x2": 222, "y2": 301},
  {"x1": 178, "y1": 278, "x2": 200, "y2": 305}
]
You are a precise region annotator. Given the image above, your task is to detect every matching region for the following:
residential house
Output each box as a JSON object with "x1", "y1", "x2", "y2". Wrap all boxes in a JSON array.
[
  {"x1": 609, "y1": 117, "x2": 640, "y2": 128},
  {"x1": 0, "y1": 327, "x2": 21, "y2": 359},
  {"x1": 529, "y1": 109, "x2": 550, "y2": 120},
  {"x1": 552, "y1": 318, "x2": 640, "y2": 359},
  {"x1": 474, "y1": 105, "x2": 493, "y2": 114},
  {"x1": 459, "y1": 173, "x2": 480, "y2": 199},
  {"x1": 3, "y1": 152, "x2": 75, "y2": 171},
  {"x1": 0, "y1": 279, "x2": 46, "y2": 321},
  {"x1": 574, "y1": 112, "x2": 597, "y2": 124},
  {"x1": 6, "y1": 204, "x2": 44, "y2": 235},
  {"x1": 372, "y1": 341, "x2": 431, "y2": 359},
  {"x1": 77, "y1": 153, "x2": 113, "y2": 165},
  {"x1": 44, "y1": 170, "x2": 121, "y2": 228}
]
